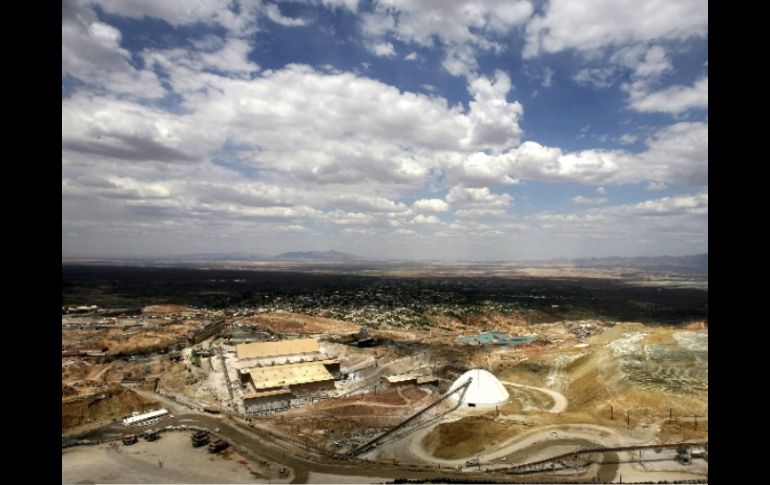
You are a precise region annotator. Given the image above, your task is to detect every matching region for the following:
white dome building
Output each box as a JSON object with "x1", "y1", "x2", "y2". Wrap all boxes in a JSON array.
[{"x1": 447, "y1": 369, "x2": 509, "y2": 407}]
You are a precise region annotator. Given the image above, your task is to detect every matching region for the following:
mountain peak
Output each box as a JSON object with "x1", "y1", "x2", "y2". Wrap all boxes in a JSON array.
[{"x1": 272, "y1": 250, "x2": 360, "y2": 261}]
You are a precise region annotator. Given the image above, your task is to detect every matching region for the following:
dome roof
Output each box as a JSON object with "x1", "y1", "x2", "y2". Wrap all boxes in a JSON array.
[{"x1": 448, "y1": 369, "x2": 509, "y2": 407}]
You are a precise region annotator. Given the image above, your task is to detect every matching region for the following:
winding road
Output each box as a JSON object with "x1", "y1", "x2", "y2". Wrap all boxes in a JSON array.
[
  {"x1": 69, "y1": 393, "x2": 529, "y2": 484},
  {"x1": 500, "y1": 379, "x2": 568, "y2": 414}
]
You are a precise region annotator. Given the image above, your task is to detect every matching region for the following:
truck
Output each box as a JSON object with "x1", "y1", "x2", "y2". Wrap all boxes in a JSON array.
[
  {"x1": 122, "y1": 433, "x2": 138, "y2": 445},
  {"x1": 191, "y1": 431, "x2": 210, "y2": 447},
  {"x1": 208, "y1": 439, "x2": 230, "y2": 453}
]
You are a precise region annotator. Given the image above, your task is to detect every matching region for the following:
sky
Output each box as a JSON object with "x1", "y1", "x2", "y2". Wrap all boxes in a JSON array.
[{"x1": 62, "y1": 0, "x2": 708, "y2": 261}]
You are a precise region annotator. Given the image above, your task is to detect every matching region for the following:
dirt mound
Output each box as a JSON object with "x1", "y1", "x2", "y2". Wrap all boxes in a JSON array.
[
  {"x1": 422, "y1": 416, "x2": 525, "y2": 460},
  {"x1": 142, "y1": 304, "x2": 195, "y2": 314},
  {"x1": 685, "y1": 320, "x2": 708, "y2": 330},
  {"x1": 61, "y1": 384, "x2": 157, "y2": 432},
  {"x1": 62, "y1": 384, "x2": 79, "y2": 397},
  {"x1": 244, "y1": 312, "x2": 359, "y2": 334},
  {"x1": 307, "y1": 389, "x2": 408, "y2": 411},
  {"x1": 62, "y1": 360, "x2": 92, "y2": 382},
  {"x1": 658, "y1": 419, "x2": 708, "y2": 443}
]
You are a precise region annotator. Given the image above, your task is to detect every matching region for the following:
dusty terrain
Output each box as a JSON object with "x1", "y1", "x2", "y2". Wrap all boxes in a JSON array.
[
  {"x1": 62, "y1": 384, "x2": 157, "y2": 434},
  {"x1": 62, "y1": 431, "x2": 291, "y2": 484},
  {"x1": 142, "y1": 305, "x2": 196, "y2": 314},
  {"x1": 241, "y1": 312, "x2": 359, "y2": 334},
  {"x1": 395, "y1": 322, "x2": 708, "y2": 465},
  {"x1": 62, "y1": 265, "x2": 707, "y2": 483}
]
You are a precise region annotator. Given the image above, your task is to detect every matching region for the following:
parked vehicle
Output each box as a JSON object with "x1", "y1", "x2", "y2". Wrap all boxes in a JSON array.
[
  {"x1": 144, "y1": 430, "x2": 160, "y2": 441},
  {"x1": 466, "y1": 457, "x2": 480, "y2": 466},
  {"x1": 191, "y1": 431, "x2": 210, "y2": 447},
  {"x1": 208, "y1": 439, "x2": 230, "y2": 453},
  {"x1": 122, "y1": 433, "x2": 138, "y2": 445}
]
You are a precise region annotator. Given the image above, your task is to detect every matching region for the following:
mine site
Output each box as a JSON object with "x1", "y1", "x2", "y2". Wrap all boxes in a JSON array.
[{"x1": 61, "y1": 260, "x2": 707, "y2": 484}]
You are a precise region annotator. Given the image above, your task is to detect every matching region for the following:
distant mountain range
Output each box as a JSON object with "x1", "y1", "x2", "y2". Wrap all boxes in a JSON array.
[
  {"x1": 571, "y1": 254, "x2": 708, "y2": 273},
  {"x1": 165, "y1": 250, "x2": 361, "y2": 262},
  {"x1": 272, "y1": 250, "x2": 360, "y2": 261},
  {"x1": 160, "y1": 252, "x2": 272, "y2": 261},
  {"x1": 64, "y1": 251, "x2": 707, "y2": 274}
]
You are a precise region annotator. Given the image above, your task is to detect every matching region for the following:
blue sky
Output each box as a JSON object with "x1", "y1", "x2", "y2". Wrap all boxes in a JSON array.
[{"x1": 62, "y1": 0, "x2": 707, "y2": 260}]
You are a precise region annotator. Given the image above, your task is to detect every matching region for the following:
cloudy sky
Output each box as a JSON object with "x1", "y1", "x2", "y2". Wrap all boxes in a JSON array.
[{"x1": 62, "y1": 0, "x2": 707, "y2": 261}]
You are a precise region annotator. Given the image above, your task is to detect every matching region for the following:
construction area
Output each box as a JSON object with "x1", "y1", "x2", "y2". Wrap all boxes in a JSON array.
[
  {"x1": 62, "y1": 305, "x2": 707, "y2": 483},
  {"x1": 62, "y1": 266, "x2": 708, "y2": 483}
]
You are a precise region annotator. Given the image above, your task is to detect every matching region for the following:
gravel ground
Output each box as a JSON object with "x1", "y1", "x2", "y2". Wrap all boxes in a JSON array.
[{"x1": 62, "y1": 432, "x2": 292, "y2": 484}]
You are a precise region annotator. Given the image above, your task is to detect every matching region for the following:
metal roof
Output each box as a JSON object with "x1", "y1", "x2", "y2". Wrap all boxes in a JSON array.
[
  {"x1": 384, "y1": 374, "x2": 419, "y2": 383},
  {"x1": 122, "y1": 408, "x2": 168, "y2": 426},
  {"x1": 243, "y1": 389, "x2": 292, "y2": 400},
  {"x1": 236, "y1": 338, "x2": 319, "y2": 360},
  {"x1": 246, "y1": 361, "x2": 334, "y2": 390}
]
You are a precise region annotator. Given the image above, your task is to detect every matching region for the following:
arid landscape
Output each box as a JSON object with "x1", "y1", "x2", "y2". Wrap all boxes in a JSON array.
[
  {"x1": 62, "y1": 261, "x2": 707, "y2": 484},
  {"x1": 62, "y1": 0, "x2": 708, "y2": 481}
]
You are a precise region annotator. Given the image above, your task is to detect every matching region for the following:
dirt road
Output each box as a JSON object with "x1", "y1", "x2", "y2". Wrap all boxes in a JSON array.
[{"x1": 501, "y1": 379, "x2": 568, "y2": 413}]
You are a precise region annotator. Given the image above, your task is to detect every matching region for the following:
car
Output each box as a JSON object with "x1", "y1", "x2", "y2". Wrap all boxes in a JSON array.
[
  {"x1": 208, "y1": 439, "x2": 230, "y2": 453},
  {"x1": 192, "y1": 431, "x2": 210, "y2": 447},
  {"x1": 122, "y1": 433, "x2": 138, "y2": 445}
]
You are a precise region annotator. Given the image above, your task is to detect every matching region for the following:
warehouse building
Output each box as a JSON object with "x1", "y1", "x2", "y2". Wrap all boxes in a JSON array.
[
  {"x1": 234, "y1": 338, "x2": 344, "y2": 414},
  {"x1": 235, "y1": 338, "x2": 341, "y2": 380},
  {"x1": 243, "y1": 360, "x2": 336, "y2": 393},
  {"x1": 243, "y1": 389, "x2": 292, "y2": 414},
  {"x1": 236, "y1": 338, "x2": 322, "y2": 365},
  {"x1": 240, "y1": 360, "x2": 337, "y2": 414}
]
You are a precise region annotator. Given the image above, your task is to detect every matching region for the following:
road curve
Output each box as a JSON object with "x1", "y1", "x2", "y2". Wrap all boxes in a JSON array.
[{"x1": 501, "y1": 380, "x2": 568, "y2": 413}]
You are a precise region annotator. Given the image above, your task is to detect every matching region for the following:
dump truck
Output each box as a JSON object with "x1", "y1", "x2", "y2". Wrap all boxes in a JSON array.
[
  {"x1": 191, "y1": 431, "x2": 210, "y2": 447},
  {"x1": 122, "y1": 433, "x2": 138, "y2": 445},
  {"x1": 208, "y1": 439, "x2": 230, "y2": 453}
]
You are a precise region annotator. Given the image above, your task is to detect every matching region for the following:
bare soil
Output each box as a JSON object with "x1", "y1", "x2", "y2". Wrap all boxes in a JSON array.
[{"x1": 62, "y1": 384, "x2": 157, "y2": 433}]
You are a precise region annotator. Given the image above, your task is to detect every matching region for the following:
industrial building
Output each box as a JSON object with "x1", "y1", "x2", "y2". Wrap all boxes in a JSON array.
[
  {"x1": 234, "y1": 338, "x2": 341, "y2": 380},
  {"x1": 243, "y1": 360, "x2": 336, "y2": 392},
  {"x1": 235, "y1": 338, "x2": 341, "y2": 414},
  {"x1": 240, "y1": 361, "x2": 337, "y2": 414},
  {"x1": 235, "y1": 338, "x2": 327, "y2": 366},
  {"x1": 243, "y1": 389, "x2": 292, "y2": 414}
]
